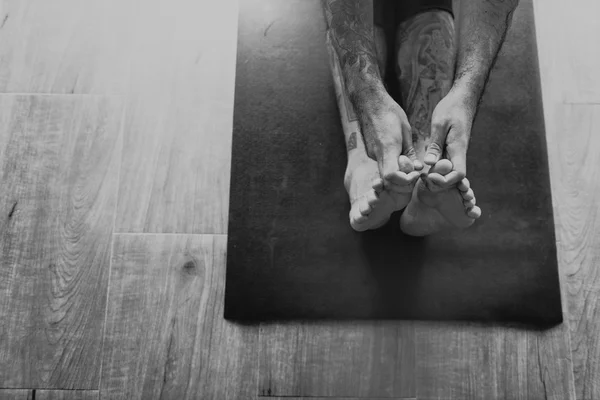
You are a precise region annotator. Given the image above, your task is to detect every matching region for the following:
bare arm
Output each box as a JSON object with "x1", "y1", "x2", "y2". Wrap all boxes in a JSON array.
[
  {"x1": 453, "y1": 0, "x2": 520, "y2": 110},
  {"x1": 423, "y1": 0, "x2": 520, "y2": 180},
  {"x1": 321, "y1": 0, "x2": 384, "y2": 100}
]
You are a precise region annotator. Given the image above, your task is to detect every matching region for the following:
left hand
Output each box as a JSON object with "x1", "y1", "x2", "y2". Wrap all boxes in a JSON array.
[{"x1": 423, "y1": 85, "x2": 477, "y2": 188}]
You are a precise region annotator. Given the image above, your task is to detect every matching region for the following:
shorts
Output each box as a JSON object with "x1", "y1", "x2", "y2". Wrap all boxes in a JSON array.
[{"x1": 374, "y1": 0, "x2": 454, "y2": 28}]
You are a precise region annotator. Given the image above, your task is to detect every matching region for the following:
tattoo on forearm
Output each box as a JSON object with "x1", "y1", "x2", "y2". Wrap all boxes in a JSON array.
[
  {"x1": 347, "y1": 131, "x2": 358, "y2": 151},
  {"x1": 397, "y1": 11, "x2": 455, "y2": 139},
  {"x1": 322, "y1": 0, "x2": 380, "y2": 81}
]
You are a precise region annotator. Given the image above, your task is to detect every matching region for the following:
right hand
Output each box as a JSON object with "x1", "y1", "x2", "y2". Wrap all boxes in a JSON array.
[{"x1": 354, "y1": 88, "x2": 422, "y2": 193}]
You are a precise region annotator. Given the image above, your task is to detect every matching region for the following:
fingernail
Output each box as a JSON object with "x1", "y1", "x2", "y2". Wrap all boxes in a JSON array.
[{"x1": 424, "y1": 154, "x2": 436, "y2": 164}]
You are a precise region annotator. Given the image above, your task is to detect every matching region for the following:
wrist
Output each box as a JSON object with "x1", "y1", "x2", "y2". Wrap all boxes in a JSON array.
[{"x1": 450, "y1": 78, "x2": 482, "y2": 114}]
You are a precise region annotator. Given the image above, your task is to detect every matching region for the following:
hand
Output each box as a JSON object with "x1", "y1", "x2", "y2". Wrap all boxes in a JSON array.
[
  {"x1": 354, "y1": 86, "x2": 422, "y2": 193},
  {"x1": 423, "y1": 85, "x2": 476, "y2": 188}
]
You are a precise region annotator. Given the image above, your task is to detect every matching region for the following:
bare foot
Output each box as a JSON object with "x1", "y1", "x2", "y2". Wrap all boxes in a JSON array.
[
  {"x1": 400, "y1": 159, "x2": 482, "y2": 236},
  {"x1": 346, "y1": 154, "x2": 416, "y2": 231},
  {"x1": 325, "y1": 29, "x2": 419, "y2": 231}
]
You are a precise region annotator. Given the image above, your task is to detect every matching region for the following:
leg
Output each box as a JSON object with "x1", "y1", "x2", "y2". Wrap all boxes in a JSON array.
[
  {"x1": 326, "y1": 28, "x2": 412, "y2": 231},
  {"x1": 395, "y1": 9, "x2": 482, "y2": 236},
  {"x1": 396, "y1": 8, "x2": 454, "y2": 164}
]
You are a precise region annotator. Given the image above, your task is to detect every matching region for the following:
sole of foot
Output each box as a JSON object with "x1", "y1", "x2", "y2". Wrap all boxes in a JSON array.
[
  {"x1": 400, "y1": 158, "x2": 482, "y2": 236},
  {"x1": 346, "y1": 155, "x2": 417, "y2": 232}
]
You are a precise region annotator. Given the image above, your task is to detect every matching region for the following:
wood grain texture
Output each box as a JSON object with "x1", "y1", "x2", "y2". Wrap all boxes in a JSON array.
[
  {"x1": 100, "y1": 234, "x2": 257, "y2": 400},
  {"x1": 0, "y1": 95, "x2": 123, "y2": 389},
  {"x1": 259, "y1": 322, "x2": 414, "y2": 398},
  {"x1": 0, "y1": 391, "x2": 32, "y2": 400},
  {"x1": 535, "y1": 0, "x2": 600, "y2": 396},
  {"x1": 533, "y1": 0, "x2": 600, "y2": 103},
  {"x1": 415, "y1": 322, "x2": 574, "y2": 400},
  {"x1": 264, "y1": 398, "x2": 416, "y2": 400},
  {"x1": 114, "y1": 0, "x2": 238, "y2": 234},
  {"x1": 544, "y1": 104, "x2": 600, "y2": 400},
  {"x1": 0, "y1": 0, "x2": 130, "y2": 94},
  {"x1": 35, "y1": 390, "x2": 98, "y2": 400}
]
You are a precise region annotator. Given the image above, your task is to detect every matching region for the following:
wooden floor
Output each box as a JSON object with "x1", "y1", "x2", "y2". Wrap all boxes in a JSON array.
[{"x1": 0, "y1": 0, "x2": 598, "y2": 399}]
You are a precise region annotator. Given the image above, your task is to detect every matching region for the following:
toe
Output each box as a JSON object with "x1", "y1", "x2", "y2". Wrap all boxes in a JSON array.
[
  {"x1": 462, "y1": 188, "x2": 474, "y2": 201},
  {"x1": 349, "y1": 208, "x2": 368, "y2": 230},
  {"x1": 458, "y1": 178, "x2": 470, "y2": 192},
  {"x1": 466, "y1": 206, "x2": 482, "y2": 219},
  {"x1": 429, "y1": 159, "x2": 453, "y2": 175},
  {"x1": 425, "y1": 160, "x2": 464, "y2": 189},
  {"x1": 366, "y1": 190, "x2": 379, "y2": 208},
  {"x1": 424, "y1": 173, "x2": 447, "y2": 191},
  {"x1": 372, "y1": 178, "x2": 384, "y2": 194},
  {"x1": 358, "y1": 198, "x2": 372, "y2": 215},
  {"x1": 384, "y1": 170, "x2": 420, "y2": 192},
  {"x1": 350, "y1": 213, "x2": 369, "y2": 229},
  {"x1": 463, "y1": 198, "x2": 476, "y2": 208}
]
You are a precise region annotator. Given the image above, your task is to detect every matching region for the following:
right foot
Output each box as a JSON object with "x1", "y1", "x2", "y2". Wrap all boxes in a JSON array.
[
  {"x1": 346, "y1": 154, "x2": 416, "y2": 231},
  {"x1": 400, "y1": 159, "x2": 482, "y2": 236}
]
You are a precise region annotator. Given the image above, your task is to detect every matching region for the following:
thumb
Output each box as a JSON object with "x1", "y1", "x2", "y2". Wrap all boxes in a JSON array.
[
  {"x1": 379, "y1": 144, "x2": 402, "y2": 186},
  {"x1": 424, "y1": 120, "x2": 448, "y2": 166}
]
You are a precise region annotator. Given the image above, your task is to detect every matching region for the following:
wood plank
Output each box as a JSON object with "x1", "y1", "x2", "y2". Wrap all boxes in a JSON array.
[
  {"x1": 100, "y1": 234, "x2": 257, "y2": 400},
  {"x1": 0, "y1": 390, "x2": 32, "y2": 400},
  {"x1": 545, "y1": 104, "x2": 600, "y2": 400},
  {"x1": 258, "y1": 322, "x2": 414, "y2": 398},
  {"x1": 35, "y1": 390, "x2": 98, "y2": 400},
  {"x1": 263, "y1": 398, "x2": 416, "y2": 400},
  {"x1": 533, "y1": 0, "x2": 600, "y2": 103},
  {"x1": 0, "y1": 95, "x2": 124, "y2": 388},
  {"x1": 415, "y1": 322, "x2": 574, "y2": 400},
  {"x1": 114, "y1": 0, "x2": 238, "y2": 234},
  {"x1": 0, "y1": 0, "x2": 131, "y2": 94}
]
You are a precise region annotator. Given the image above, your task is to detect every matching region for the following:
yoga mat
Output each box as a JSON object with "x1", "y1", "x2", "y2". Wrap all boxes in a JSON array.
[{"x1": 224, "y1": 0, "x2": 562, "y2": 325}]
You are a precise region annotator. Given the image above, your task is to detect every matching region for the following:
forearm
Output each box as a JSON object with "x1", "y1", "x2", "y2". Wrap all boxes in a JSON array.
[
  {"x1": 453, "y1": 0, "x2": 519, "y2": 109},
  {"x1": 321, "y1": 0, "x2": 384, "y2": 102}
]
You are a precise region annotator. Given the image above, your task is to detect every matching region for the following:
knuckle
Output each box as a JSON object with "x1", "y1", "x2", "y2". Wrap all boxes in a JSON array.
[{"x1": 427, "y1": 142, "x2": 443, "y2": 153}]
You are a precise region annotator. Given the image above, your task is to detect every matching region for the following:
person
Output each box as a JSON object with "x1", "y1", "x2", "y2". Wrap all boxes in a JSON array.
[{"x1": 322, "y1": 0, "x2": 519, "y2": 235}]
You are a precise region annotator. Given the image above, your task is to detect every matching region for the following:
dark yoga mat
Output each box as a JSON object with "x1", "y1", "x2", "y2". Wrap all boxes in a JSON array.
[{"x1": 224, "y1": 0, "x2": 562, "y2": 325}]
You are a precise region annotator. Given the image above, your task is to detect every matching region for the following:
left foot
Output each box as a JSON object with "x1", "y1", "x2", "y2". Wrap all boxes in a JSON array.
[{"x1": 400, "y1": 159, "x2": 482, "y2": 236}]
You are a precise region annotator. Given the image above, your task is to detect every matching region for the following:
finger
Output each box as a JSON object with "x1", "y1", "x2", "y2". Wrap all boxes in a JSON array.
[
  {"x1": 424, "y1": 120, "x2": 448, "y2": 166},
  {"x1": 458, "y1": 178, "x2": 470, "y2": 192},
  {"x1": 380, "y1": 146, "x2": 402, "y2": 188},
  {"x1": 397, "y1": 155, "x2": 415, "y2": 173},
  {"x1": 446, "y1": 140, "x2": 468, "y2": 181},
  {"x1": 401, "y1": 121, "x2": 418, "y2": 162}
]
